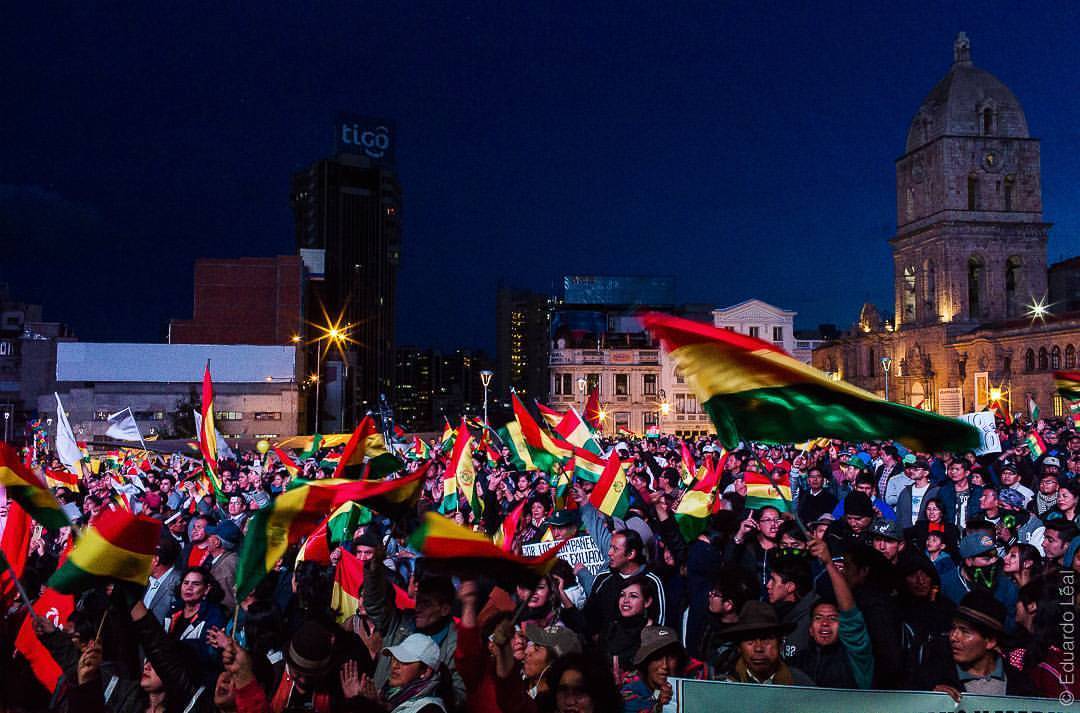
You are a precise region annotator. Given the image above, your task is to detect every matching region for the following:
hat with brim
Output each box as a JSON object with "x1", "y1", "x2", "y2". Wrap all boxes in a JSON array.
[
  {"x1": 721, "y1": 601, "x2": 796, "y2": 641},
  {"x1": 633, "y1": 625, "x2": 682, "y2": 666},
  {"x1": 524, "y1": 623, "x2": 582, "y2": 658},
  {"x1": 383, "y1": 633, "x2": 440, "y2": 670},
  {"x1": 546, "y1": 509, "x2": 580, "y2": 529},
  {"x1": 954, "y1": 604, "x2": 1006, "y2": 638},
  {"x1": 287, "y1": 622, "x2": 335, "y2": 677}
]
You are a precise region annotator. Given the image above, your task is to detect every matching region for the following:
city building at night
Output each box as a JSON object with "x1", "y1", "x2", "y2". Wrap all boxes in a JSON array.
[{"x1": 813, "y1": 34, "x2": 1080, "y2": 418}]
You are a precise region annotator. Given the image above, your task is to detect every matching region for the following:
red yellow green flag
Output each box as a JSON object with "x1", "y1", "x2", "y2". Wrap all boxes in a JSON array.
[
  {"x1": 493, "y1": 499, "x2": 527, "y2": 552},
  {"x1": 512, "y1": 392, "x2": 573, "y2": 461},
  {"x1": 47, "y1": 509, "x2": 159, "y2": 594},
  {"x1": 744, "y1": 467, "x2": 792, "y2": 512},
  {"x1": 197, "y1": 362, "x2": 227, "y2": 504},
  {"x1": 589, "y1": 455, "x2": 631, "y2": 518},
  {"x1": 334, "y1": 415, "x2": 402, "y2": 479},
  {"x1": 440, "y1": 419, "x2": 480, "y2": 515},
  {"x1": 331, "y1": 548, "x2": 414, "y2": 623},
  {"x1": 0, "y1": 444, "x2": 69, "y2": 530},
  {"x1": 643, "y1": 312, "x2": 979, "y2": 453},
  {"x1": 1055, "y1": 371, "x2": 1080, "y2": 401},
  {"x1": 296, "y1": 500, "x2": 373, "y2": 565},
  {"x1": 236, "y1": 470, "x2": 426, "y2": 599},
  {"x1": 536, "y1": 401, "x2": 564, "y2": 430},
  {"x1": 272, "y1": 447, "x2": 300, "y2": 478},
  {"x1": 1026, "y1": 430, "x2": 1047, "y2": 460},
  {"x1": 409, "y1": 512, "x2": 567, "y2": 587}
]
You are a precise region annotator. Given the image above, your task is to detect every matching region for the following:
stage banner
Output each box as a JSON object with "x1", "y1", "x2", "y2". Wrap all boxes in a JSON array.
[{"x1": 669, "y1": 679, "x2": 1065, "y2": 713}]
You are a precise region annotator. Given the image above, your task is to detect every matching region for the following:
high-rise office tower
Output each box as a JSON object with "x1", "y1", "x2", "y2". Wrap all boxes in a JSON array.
[{"x1": 291, "y1": 117, "x2": 401, "y2": 430}]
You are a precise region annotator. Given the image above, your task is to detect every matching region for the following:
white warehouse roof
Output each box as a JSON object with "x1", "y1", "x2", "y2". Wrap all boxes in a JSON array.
[{"x1": 56, "y1": 343, "x2": 296, "y2": 383}]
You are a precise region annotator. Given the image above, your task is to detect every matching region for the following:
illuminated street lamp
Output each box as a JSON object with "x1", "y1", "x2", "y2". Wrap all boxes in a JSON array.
[
  {"x1": 479, "y1": 369, "x2": 494, "y2": 429},
  {"x1": 577, "y1": 376, "x2": 587, "y2": 410},
  {"x1": 307, "y1": 305, "x2": 355, "y2": 433},
  {"x1": 880, "y1": 355, "x2": 893, "y2": 401}
]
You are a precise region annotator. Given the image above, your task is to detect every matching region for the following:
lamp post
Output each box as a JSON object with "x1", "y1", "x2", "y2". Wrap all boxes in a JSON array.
[
  {"x1": 577, "y1": 376, "x2": 587, "y2": 411},
  {"x1": 311, "y1": 327, "x2": 347, "y2": 434},
  {"x1": 479, "y1": 370, "x2": 494, "y2": 429},
  {"x1": 2, "y1": 411, "x2": 9, "y2": 443},
  {"x1": 880, "y1": 355, "x2": 893, "y2": 401}
]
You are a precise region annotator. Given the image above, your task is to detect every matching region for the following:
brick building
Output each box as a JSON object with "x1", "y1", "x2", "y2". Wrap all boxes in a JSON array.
[
  {"x1": 169, "y1": 256, "x2": 303, "y2": 346},
  {"x1": 813, "y1": 34, "x2": 1080, "y2": 418}
]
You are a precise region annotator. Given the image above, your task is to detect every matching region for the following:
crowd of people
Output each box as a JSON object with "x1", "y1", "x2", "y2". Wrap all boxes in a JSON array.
[{"x1": 1, "y1": 409, "x2": 1077, "y2": 712}]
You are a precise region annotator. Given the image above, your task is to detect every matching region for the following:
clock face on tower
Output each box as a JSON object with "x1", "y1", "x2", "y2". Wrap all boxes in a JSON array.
[{"x1": 982, "y1": 151, "x2": 1001, "y2": 172}]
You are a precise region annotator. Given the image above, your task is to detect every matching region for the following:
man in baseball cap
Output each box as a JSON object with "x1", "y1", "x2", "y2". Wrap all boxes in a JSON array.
[
  {"x1": 870, "y1": 518, "x2": 904, "y2": 564},
  {"x1": 939, "y1": 533, "x2": 1017, "y2": 616},
  {"x1": 381, "y1": 633, "x2": 445, "y2": 708}
]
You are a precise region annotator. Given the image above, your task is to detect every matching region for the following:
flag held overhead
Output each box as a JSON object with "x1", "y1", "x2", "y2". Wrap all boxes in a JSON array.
[{"x1": 642, "y1": 312, "x2": 980, "y2": 453}]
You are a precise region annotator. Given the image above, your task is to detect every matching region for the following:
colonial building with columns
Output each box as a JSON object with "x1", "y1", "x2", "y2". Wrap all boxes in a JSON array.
[{"x1": 813, "y1": 34, "x2": 1080, "y2": 418}]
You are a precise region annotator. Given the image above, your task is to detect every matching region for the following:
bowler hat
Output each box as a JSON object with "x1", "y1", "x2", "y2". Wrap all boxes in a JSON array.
[{"x1": 721, "y1": 601, "x2": 795, "y2": 641}]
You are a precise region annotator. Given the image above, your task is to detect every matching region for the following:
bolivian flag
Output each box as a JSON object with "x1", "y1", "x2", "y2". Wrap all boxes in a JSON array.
[
  {"x1": 556, "y1": 406, "x2": 602, "y2": 455},
  {"x1": 236, "y1": 470, "x2": 426, "y2": 599},
  {"x1": 440, "y1": 419, "x2": 481, "y2": 515},
  {"x1": 493, "y1": 499, "x2": 527, "y2": 552},
  {"x1": 589, "y1": 455, "x2": 631, "y2": 518},
  {"x1": 1055, "y1": 371, "x2": 1080, "y2": 402},
  {"x1": 1026, "y1": 430, "x2": 1046, "y2": 460},
  {"x1": 334, "y1": 415, "x2": 403, "y2": 480},
  {"x1": 744, "y1": 468, "x2": 792, "y2": 512},
  {"x1": 674, "y1": 490, "x2": 715, "y2": 541},
  {"x1": 48, "y1": 509, "x2": 158, "y2": 594},
  {"x1": 297, "y1": 500, "x2": 373, "y2": 565},
  {"x1": 0, "y1": 445, "x2": 69, "y2": 529},
  {"x1": 536, "y1": 402, "x2": 564, "y2": 430},
  {"x1": 498, "y1": 421, "x2": 559, "y2": 474},
  {"x1": 643, "y1": 313, "x2": 980, "y2": 453},
  {"x1": 571, "y1": 447, "x2": 605, "y2": 483},
  {"x1": 331, "y1": 549, "x2": 414, "y2": 623},
  {"x1": 272, "y1": 447, "x2": 301, "y2": 478},
  {"x1": 513, "y1": 392, "x2": 574, "y2": 462},
  {"x1": 1070, "y1": 401, "x2": 1080, "y2": 431},
  {"x1": 408, "y1": 437, "x2": 431, "y2": 461},
  {"x1": 409, "y1": 512, "x2": 567, "y2": 587},
  {"x1": 197, "y1": 363, "x2": 227, "y2": 504},
  {"x1": 439, "y1": 418, "x2": 455, "y2": 453}
]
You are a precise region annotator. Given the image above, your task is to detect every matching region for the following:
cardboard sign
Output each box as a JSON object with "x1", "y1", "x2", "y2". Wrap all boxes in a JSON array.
[{"x1": 521, "y1": 535, "x2": 605, "y2": 575}]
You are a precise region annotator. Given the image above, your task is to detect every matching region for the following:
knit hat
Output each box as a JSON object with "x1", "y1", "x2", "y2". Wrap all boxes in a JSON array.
[
  {"x1": 287, "y1": 621, "x2": 334, "y2": 676},
  {"x1": 844, "y1": 492, "x2": 875, "y2": 518}
]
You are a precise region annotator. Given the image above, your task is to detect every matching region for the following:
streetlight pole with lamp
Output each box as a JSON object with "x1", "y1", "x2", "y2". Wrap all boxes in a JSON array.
[
  {"x1": 577, "y1": 376, "x2": 587, "y2": 412},
  {"x1": 479, "y1": 370, "x2": 494, "y2": 429},
  {"x1": 304, "y1": 307, "x2": 354, "y2": 434},
  {"x1": 880, "y1": 355, "x2": 893, "y2": 401}
]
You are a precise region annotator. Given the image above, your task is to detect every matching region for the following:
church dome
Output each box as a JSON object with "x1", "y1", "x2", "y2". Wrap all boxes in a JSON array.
[{"x1": 905, "y1": 33, "x2": 1029, "y2": 154}]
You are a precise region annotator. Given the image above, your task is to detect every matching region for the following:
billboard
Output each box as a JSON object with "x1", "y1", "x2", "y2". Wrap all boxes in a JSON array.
[
  {"x1": 563, "y1": 275, "x2": 675, "y2": 306},
  {"x1": 335, "y1": 114, "x2": 395, "y2": 164}
]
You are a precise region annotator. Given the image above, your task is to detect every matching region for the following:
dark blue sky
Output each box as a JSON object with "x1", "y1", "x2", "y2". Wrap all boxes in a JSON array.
[{"x1": 4, "y1": 4, "x2": 1079, "y2": 351}]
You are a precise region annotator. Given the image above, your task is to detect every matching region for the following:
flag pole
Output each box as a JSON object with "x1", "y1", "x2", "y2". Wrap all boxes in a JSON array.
[
  {"x1": 128, "y1": 407, "x2": 149, "y2": 452},
  {"x1": 0, "y1": 550, "x2": 44, "y2": 624}
]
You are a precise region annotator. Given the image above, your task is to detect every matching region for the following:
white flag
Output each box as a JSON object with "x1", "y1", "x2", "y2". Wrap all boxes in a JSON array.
[
  {"x1": 193, "y1": 410, "x2": 236, "y2": 462},
  {"x1": 54, "y1": 393, "x2": 84, "y2": 475},
  {"x1": 105, "y1": 408, "x2": 143, "y2": 442}
]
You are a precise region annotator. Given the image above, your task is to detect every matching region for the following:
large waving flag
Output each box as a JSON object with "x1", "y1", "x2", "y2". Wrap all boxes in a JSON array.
[
  {"x1": 105, "y1": 407, "x2": 143, "y2": 443},
  {"x1": 334, "y1": 415, "x2": 403, "y2": 479},
  {"x1": 1055, "y1": 371, "x2": 1080, "y2": 401},
  {"x1": 47, "y1": 509, "x2": 159, "y2": 594},
  {"x1": 0, "y1": 445, "x2": 69, "y2": 529},
  {"x1": 15, "y1": 587, "x2": 75, "y2": 692},
  {"x1": 236, "y1": 470, "x2": 426, "y2": 599},
  {"x1": 493, "y1": 499, "x2": 527, "y2": 552},
  {"x1": 498, "y1": 421, "x2": 557, "y2": 473},
  {"x1": 744, "y1": 466, "x2": 792, "y2": 512},
  {"x1": 439, "y1": 419, "x2": 481, "y2": 514},
  {"x1": 409, "y1": 512, "x2": 568, "y2": 587},
  {"x1": 643, "y1": 313, "x2": 980, "y2": 453},
  {"x1": 536, "y1": 401, "x2": 564, "y2": 430},
  {"x1": 272, "y1": 447, "x2": 300, "y2": 478}
]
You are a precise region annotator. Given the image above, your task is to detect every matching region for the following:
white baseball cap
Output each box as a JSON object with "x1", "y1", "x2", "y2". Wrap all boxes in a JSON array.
[{"x1": 383, "y1": 633, "x2": 440, "y2": 669}]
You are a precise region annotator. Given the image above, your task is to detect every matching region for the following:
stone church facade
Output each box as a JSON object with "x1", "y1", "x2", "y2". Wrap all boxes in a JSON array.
[{"x1": 813, "y1": 34, "x2": 1080, "y2": 418}]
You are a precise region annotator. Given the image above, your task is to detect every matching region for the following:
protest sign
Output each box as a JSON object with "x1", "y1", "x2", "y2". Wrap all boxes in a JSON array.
[
  {"x1": 958, "y1": 411, "x2": 1001, "y2": 455},
  {"x1": 521, "y1": 535, "x2": 605, "y2": 575}
]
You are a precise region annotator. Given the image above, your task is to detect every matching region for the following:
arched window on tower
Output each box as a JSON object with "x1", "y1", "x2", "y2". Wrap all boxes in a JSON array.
[
  {"x1": 868, "y1": 347, "x2": 876, "y2": 377},
  {"x1": 903, "y1": 266, "x2": 917, "y2": 323},
  {"x1": 1005, "y1": 256, "x2": 1023, "y2": 318},
  {"x1": 1068, "y1": 346, "x2": 1077, "y2": 369},
  {"x1": 923, "y1": 260, "x2": 937, "y2": 320},
  {"x1": 967, "y1": 175, "x2": 978, "y2": 210},
  {"x1": 968, "y1": 256, "x2": 985, "y2": 320},
  {"x1": 1038, "y1": 348, "x2": 1049, "y2": 371},
  {"x1": 982, "y1": 108, "x2": 993, "y2": 135},
  {"x1": 1004, "y1": 175, "x2": 1015, "y2": 211},
  {"x1": 1025, "y1": 349, "x2": 1035, "y2": 373},
  {"x1": 1052, "y1": 346, "x2": 1062, "y2": 370}
]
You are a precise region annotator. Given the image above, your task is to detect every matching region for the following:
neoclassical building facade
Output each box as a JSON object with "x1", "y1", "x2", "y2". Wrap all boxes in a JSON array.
[{"x1": 813, "y1": 34, "x2": 1080, "y2": 418}]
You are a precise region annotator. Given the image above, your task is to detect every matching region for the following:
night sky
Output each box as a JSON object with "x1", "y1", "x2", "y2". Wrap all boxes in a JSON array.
[{"x1": 4, "y1": 4, "x2": 1079, "y2": 352}]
